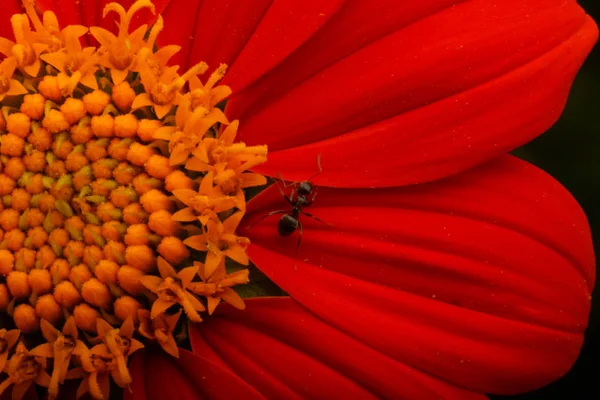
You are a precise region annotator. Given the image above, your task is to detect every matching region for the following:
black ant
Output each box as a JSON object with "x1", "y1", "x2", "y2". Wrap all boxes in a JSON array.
[{"x1": 249, "y1": 155, "x2": 331, "y2": 253}]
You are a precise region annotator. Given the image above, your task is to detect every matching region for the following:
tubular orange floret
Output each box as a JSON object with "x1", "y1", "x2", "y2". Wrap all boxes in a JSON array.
[
  {"x1": 114, "y1": 296, "x2": 143, "y2": 322},
  {"x1": 13, "y1": 303, "x2": 39, "y2": 333},
  {"x1": 35, "y1": 293, "x2": 62, "y2": 323},
  {"x1": 0, "y1": 0, "x2": 267, "y2": 397}
]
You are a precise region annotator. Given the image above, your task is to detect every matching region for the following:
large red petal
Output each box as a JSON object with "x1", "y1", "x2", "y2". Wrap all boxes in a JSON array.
[
  {"x1": 192, "y1": 298, "x2": 486, "y2": 399},
  {"x1": 241, "y1": 156, "x2": 595, "y2": 394},
  {"x1": 36, "y1": 0, "x2": 168, "y2": 36},
  {"x1": 224, "y1": 0, "x2": 597, "y2": 187},
  {"x1": 127, "y1": 348, "x2": 263, "y2": 400},
  {"x1": 159, "y1": 0, "x2": 273, "y2": 72}
]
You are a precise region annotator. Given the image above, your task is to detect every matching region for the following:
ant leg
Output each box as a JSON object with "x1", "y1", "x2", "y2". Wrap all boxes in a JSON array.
[
  {"x1": 246, "y1": 210, "x2": 287, "y2": 229},
  {"x1": 294, "y1": 220, "x2": 304, "y2": 260},
  {"x1": 303, "y1": 212, "x2": 333, "y2": 227},
  {"x1": 273, "y1": 173, "x2": 297, "y2": 206}
]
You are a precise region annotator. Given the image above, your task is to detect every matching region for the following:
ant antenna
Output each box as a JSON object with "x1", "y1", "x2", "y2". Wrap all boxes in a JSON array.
[{"x1": 307, "y1": 153, "x2": 323, "y2": 182}]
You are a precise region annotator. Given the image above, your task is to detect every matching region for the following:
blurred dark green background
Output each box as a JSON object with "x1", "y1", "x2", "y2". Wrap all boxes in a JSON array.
[{"x1": 492, "y1": 1, "x2": 600, "y2": 399}]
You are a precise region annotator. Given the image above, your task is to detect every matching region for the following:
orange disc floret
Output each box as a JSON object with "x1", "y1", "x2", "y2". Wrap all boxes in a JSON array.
[
  {"x1": 7, "y1": 113, "x2": 31, "y2": 138},
  {"x1": 69, "y1": 264, "x2": 93, "y2": 288},
  {"x1": 65, "y1": 216, "x2": 86, "y2": 239},
  {"x1": 83, "y1": 225, "x2": 104, "y2": 247},
  {"x1": 113, "y1": 162, "x2": 139, "y2": 184},
  {"x1": 97, "y1": 203, "x2": 121, "y2": 223},
  {"x1": 112, "y1": 81, "x2": 136, "y2": 112},
  {"x1": 0, "y1": 209, "x2": 20, "y2": 231},
  {"x1": 28, "y1": 126, "x2": 52, "y2": 151},
  {"x1": 27, "y1": 208, "x2": 45, "y2": 227},
  {"x1": 0, "y1": 250, "x2": 15, "y2": 275},
  {"x1": 124, "y1": 224, "x2": 150, "y2": 246},
  {"x1": 28, "y1": 269, "x2": 52, "y2": 294},
  {"x1": 114, "y1": 296, "x2": 143, "y2": 323},
  {"x1": 95, "y1": 260, "x2": 119, "y2": 284},
  {"x1": 148, "y1": 210, "x2": 180, "y2": 237},
  {"x1": 117, "y1": 266, "x2": 145, "y2": 296},
  {"x1": 43, "y1": 109, "x2": 70, "y2": 133},
  {"x1": 73, "y1": 303, "x2": 99, "y2": 332},
  {"x1": 132, "y1": 172, "x2": 162, "y2": 195},
  {"x1": 137, "y1": 119, "x2": 162, "y2": 143},
  {"x1": 142, "y1": 189, "x2": 174, "y2": 213},
  {"x1": 35, "y1": 294, "x2": 62, "y2": 323},
  {"x1": 1, "y1": 133, "x2": 25, "y2": 157},
  {"x1": 145, "y1": 154, "x2": 174, "y2": 179},
  {"x1": 85, "y1": 139, "x2": 108, "y2": 161},
  {"x1": 4, "y1": 158, "x2": 25, "y2": 180},
  {"x1": 83, "y1": 245, "x2": 103, "y2": 269},
  {"x1": 0, "y1": 175, "x2": 15, "y2": 196},
  {"x1": 20, "y1": 93, "x2": 45, "y2": 120},
  {"x1": 73, "y1": 168, "x2": 93, "y2": 190},
  {"x1": 103, "y1": 241, "x2": 126, "y2": 264},
  {"x1": 158, "y1": 237, "x2": 190, "y2": 266},
  {"x1": 90, "y1": 179, "x2": 114, "y2": 197},
  {"x1": 81, "y1": 278, "x2": 111, "y2": 309},
  {"x1": 38, "y1": 193, "x2": 56, "y2": 213},
  {"x1": 70, "y1": 123, "x2": 94, "y2": 144},
  {"x1": 91, "y1": 115, "x2": 115, "y2": 138},
  {"x1": 125, "y1": 245, "x2": 156, "y2": 273},
  {"x1": 61, "y1": 98, "x2": 87, "y2": 124},
  {"x1": 114, "y1": 114, "x2": 138, "y2": 138},
  {"x1": 83, "y1": 90, "x2": 111, "y2": 116},
  {"x1": 23, "y1": 150, "x2": 47, "y2": 172},
  {"x1": 7, "y1": 271, "x2": 31, "y2": 298},
  {"x1": 38, "y1": 75, "x2": 62, "y2": 102},
  {"x1": 127, "y1": 142, "x2": 155, "y2": 167},
  {"x1": 108, "y1": 140, "x2": 131, "y2": 162},
  {"x1": 101, "y1": 221, "x2": 125, "y2": 242},
  {"x1": 165, "y1": 170, "x2": 194, "y2": 192},
  {"x1": 48, "y1": 229, "x2": 69, "y2": 251},
  {"x1": 0, "y1": 284, "x2": 9, "y2": 310},
  {"x1": 49, "y1": 210, "x2": 65, "y2": 228},
  {"x1": 26, "y1": 174, "x2": 45, "y2": 194},
  {"x1": 64, "y1": 241, "x2": 85, "y2": 265},
  {"x1": 13, "y1": 303, "x2": 39, "y2": 333},
  {"x1": 65, "y1": 152, "x2": 89, "y2": 172},
  {"x1": 36, "y1": 245, "x2": 57, "y2": 269},
  {"x1": 5, "y1": 229, "x2": 26, "y2": 252},
  {"x1": 123, "y1": 203, "x2": 148, "y2": 225},
  {"x1": 54, "y1": 281, "x2": 82, "y2": 309},
  {"x1": 50, "y1": 259, "x2": 70, "y2": 285},
  {"x1": 45, "y1": 159, "x2": 66, "y2": 178},
  {"x1": 27, "y1": 226, "x2": 49, "y2": 249},
  {"x1": 15, "y1": 248, "x2": 35, "y2": 271},
  {"x1": 91, "y1": 159, "x2": 115, "y2": 180},
  {"x1": 52, "y1": 138, "x2": 74, "y2": 159},
  {"x1": 10, "y1": 188, "x2": 32, "y2": 211},
  {"x1": 110, "y1": 186, "x2": 137, "y2": 208}
]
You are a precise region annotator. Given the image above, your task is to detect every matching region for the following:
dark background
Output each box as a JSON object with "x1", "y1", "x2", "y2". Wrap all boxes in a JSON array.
[{"x1": 492, "y1": 1, "x2": 600, "y2": 399}]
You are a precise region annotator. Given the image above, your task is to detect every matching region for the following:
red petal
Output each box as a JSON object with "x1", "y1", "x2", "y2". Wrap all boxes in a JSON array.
[
  {"x1": 224, "y1": 0, "x2": 597, "y2": 187},
  {"x1": 193, "y1": 298, "x2": 486, "y2": 399},
  {"x1": 159, "y1": 0, "x2": 272, "y2": 72},
  {"x1": 36, "y1": 0, "x2": 168, "y2": 36},
  {"x1": 223, "y1": 0, "x2": 346, "y2": 92},
  {"x1": 0, "y1": 1, "x2": 22, "y2": 42},
  {"x1": 127, "y1": 348, "x2": 263, "y2": 400},
  {"x1": 241, "y1": 156, "x2": 595, "y2": 394}
]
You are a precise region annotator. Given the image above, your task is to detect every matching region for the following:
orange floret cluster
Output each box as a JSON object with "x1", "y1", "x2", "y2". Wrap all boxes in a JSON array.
[{"x1": 0, "y1": 1, "x2": 266, "y2": 399}]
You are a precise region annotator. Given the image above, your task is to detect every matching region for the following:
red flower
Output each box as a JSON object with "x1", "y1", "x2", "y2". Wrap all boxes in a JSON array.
[{"x1": 1, "y1": 0, "x2": 596, "y2": 399}]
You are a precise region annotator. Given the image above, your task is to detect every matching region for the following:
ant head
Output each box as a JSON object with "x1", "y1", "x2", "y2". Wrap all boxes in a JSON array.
[{"x1": 297, "y1": 181, "x2": 313, "y2": 195}]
